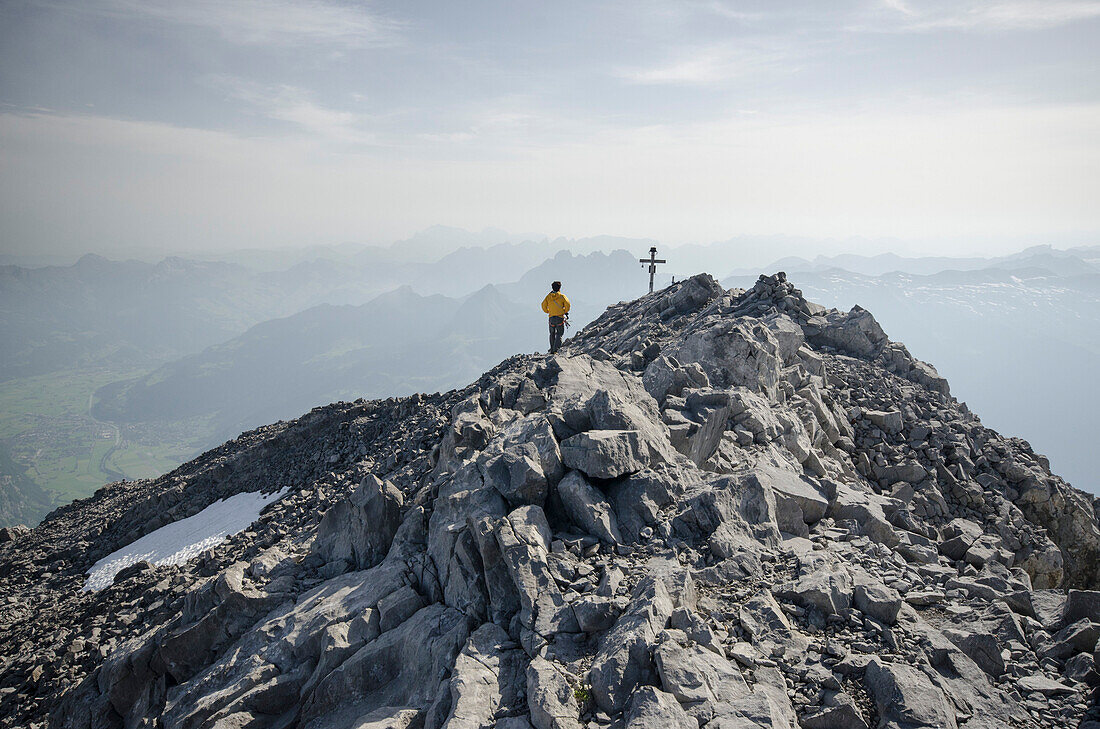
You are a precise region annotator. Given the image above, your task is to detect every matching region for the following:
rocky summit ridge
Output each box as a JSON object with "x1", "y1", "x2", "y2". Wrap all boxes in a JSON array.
[{"x1": 2, "y1": 272, "x2": 1099, "y2": 729}]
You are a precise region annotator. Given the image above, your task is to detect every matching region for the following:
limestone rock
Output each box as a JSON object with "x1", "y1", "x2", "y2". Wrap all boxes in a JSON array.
[
  {"x1": 526, "y1": 657, "x2": 582, "y2": 729},
  {"x1": 589, "y1": 574, "x2": 677, "y2": 713},
  {"x1": 852, "y1": 576, "x2": 902, "y2": 625},
  {"x1": 624, "y1": 686, "x2": 696, "y2": 729},
  {"x1": 560, "y1": 430, "x2": 646, "y2": 480},
  {"x1": 556, "y1": 471, "x2": 621, "y2": 544},
  {"x1": 864, "y1": 658, "x2": 958, "y2": 729},
  {"x1": 312, "y1": 474, "x2": 404, "y2": 570},
  {"x1": 776, "y1": 560, "x2": 852, "y2": 616},
  {"x1": 445, "y1": 623, "x2": 526, "y2": 729},
  {"x1": 483, "y1": 443, "x2": 549, "y2": 507},
  {"x1": 6, "y1": 272, "x2": 1099, "y2": 729}
]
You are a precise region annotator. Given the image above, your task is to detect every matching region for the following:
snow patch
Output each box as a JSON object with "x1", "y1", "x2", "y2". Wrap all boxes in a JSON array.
[{"x1": 83, "y1": 488, "x2": 287, "y2": 591}]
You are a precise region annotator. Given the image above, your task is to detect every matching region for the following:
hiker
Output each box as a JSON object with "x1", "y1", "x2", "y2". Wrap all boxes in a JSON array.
[{"x1": 541, "y1": 281, "x2": 570, "y2": 354}]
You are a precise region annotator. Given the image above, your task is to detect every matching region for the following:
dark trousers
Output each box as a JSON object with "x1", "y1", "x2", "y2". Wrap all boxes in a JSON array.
[{"x1": 548, "y1": 316, "x2": 564, "y2": 353}]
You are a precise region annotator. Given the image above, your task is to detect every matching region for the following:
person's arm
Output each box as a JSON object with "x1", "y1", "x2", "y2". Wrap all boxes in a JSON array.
[
  {"x1": 541, "y1": 294, "x2": 550, "y2": 313},
  {"x1": 562, "y1": 294, "x2": 571, "y2": 314}
]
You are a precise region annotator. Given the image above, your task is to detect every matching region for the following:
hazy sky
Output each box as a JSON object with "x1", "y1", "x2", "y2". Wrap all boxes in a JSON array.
[{"x1": 1, "y1": 0, "x2": 1098, "y2": 257}]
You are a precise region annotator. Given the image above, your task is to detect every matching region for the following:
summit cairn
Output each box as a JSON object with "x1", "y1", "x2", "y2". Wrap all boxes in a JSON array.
[{"x1": 2, "y1": 273, "x2": 1098, "y2": 729}]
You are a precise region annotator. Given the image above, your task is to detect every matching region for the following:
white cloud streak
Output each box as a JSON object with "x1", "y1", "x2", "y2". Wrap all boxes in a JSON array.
[
  {"x1": 692, "y1": 0, "x2": 1100, "y2": 32},
  {"x1": 618, "y1": 43, "x2": 795, "y2": 86},
  {"x1": 77, "y1": 0, "x2": 398, "y2": 47},
  {"x1": 216, "y1": 79, "x2": 376, "y2": 144},
  {"x1": 874, "y1": 0, "x2": 1100, "y2": 31}
]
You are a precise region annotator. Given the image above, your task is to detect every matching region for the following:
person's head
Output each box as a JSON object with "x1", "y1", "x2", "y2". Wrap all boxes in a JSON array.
[{"x1": 551, "y1": 281, "x2": 561, "y2": 292}]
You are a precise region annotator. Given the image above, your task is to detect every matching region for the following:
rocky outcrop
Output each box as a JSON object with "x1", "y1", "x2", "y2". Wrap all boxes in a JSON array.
[
  {"x1": 311, "y1": 473, "x2": 404, "y2": 571},
  {"x1": 1, "y1": 272, "x2": 1098, "y2": 729}
]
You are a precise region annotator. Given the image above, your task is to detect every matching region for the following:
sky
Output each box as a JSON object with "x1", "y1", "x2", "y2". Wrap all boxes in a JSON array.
[{"x1": 1, "y1": 0, "x2": 1098, "y2": 258}]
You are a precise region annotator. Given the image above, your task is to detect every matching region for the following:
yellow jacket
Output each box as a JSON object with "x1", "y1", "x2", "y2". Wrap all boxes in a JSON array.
[{"x1": 541, "y1": 291, "x2": 571, "y2": 318}]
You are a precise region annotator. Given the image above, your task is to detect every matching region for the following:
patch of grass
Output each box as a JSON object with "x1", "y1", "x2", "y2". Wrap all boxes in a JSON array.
[{"x1": 573, "y1": 686, "x2": 591, "y2": 705}]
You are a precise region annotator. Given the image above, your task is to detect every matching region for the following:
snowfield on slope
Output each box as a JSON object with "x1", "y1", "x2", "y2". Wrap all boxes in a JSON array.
[{"x1": 83, "y1": 488, "x2": 287, "y2": 591}]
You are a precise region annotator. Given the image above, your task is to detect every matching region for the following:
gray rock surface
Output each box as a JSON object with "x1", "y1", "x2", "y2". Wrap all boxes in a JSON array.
[
  {"x1": 624, "y1": 686, "x2": 696, "y2": 729},
  {"x1": 526, "y1": 657, "x2": 581, "y2": 729},
  {"x1": 865, "y1": 658, "x2": 958, "y2": 729},
  {"x1": 1, "y1": 272, "x2": 1096, "y2": 729},
  {"x1": 559, "y1": 430, "x2": 646, "y2": 480},
  {"x1": 312, "y1": 474, "x2": 404, "y2": 570},
  {"x1": 556, "y1": 471, "x2": 621, "y2": 544}
]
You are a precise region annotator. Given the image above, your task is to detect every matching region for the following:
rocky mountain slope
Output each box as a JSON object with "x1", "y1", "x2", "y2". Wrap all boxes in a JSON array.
[
  {"x1": 1, "y1": 273, "x2": 1099, "y2": 729},
  {"x1": 723, "y1": 264, "x2": 1100, "y2": 495}
]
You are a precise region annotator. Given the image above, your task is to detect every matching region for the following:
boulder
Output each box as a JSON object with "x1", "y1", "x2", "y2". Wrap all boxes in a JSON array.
[
  {"x1": 1015, "y1": 675, "x2": 1076, "y2": 696},
  {"x1": 654, "y1": 630, "x2": 749, "y2": 710},
  {"x1": 572, "y1": 595, "x2": 620, "y2": 634},
  {"x1": 526, "y1": 657, "x2": 582, "y2": 729},
  {"x1": 804, "y1": 305, "x2": 888, "y2": 359},
  {"x1": 865, "y1": 409, "x2": 903, "y2": 435},
  {"x1": 939, "y1": 518, "x2": 983, "y2": 561},
  {"x1": 470, "y1": 515, "x2": 522, "y2": 625},
  {"x1": 750, "y1": 466, "x2": 829, "y2": 535},
  {"x1": 300, "y1": 603, "x2": 469, "y2": 727},
  {"x1": 443, "y1": 623, "x2": 526, "y2": 729},
  {"x1": 556, "y1": 471, "x2": 621, "y2": 544},
  {"x1": 377, "y1": 585, "x2": 425, "y2": 633},
  {"x1": 642, "y1": 355, "x2": 709, "y2": 405},
  {"x1": 0, "y1": 525, "x2": 29, "y2": 543},
  {"x1": 776, "y1": 560, "x2": 852, "y2": 616},
  {"x1": 495, "y1": 506, "x2": 579, "y2": 638},
  {"x1": 942, "y1": 629, "x2": 1006, "y2": 678},
  {"x1": 589, "y1": 575, "x2": 676, "y2": 713},
  {"x1": 1040, "y1": 619, "x2": 1100, "y2": 661},
  {"x1": 738, "y1": 590, "x2": 809, "y2": 659},
  {"x1": 799, "y1": 692, "x2": 869, "y2": 729},
  {"x1": 560, "y1": 430, "x2": 646, "y2": 480},
  {"x1": 312, "y1": 474, "x2": 404, "y2": 570},
  {"x1": 763, "y1": 312, "x2": 806, "y2": 363},
  {"x1": 671, "y1": 474, "x2": 781, "y2": 559},
  {"x1": 864, "y1": 658, "x2": 957, "y2": 729},
  {"x1": 828, "y1": 483, "x2": 899, "y2": 547},
  {"x1": 428, "y1": 464, "x2": 507, "y2": 615},
  {"x1": 669, "y1": 319, "x2": 782, "y2": 397},
  {"x1": 1065, "y1": 590, "x2": 1100, "y2": 624},
  {"x1": 483, "y1": 443, "x2": 549, "y2": 506},
  {"x1": 624, "y1": 686, "x2": 696, "y2": 729},
  {"x1": 853, "y1": 579, "x2": 902, "y2": 626}
]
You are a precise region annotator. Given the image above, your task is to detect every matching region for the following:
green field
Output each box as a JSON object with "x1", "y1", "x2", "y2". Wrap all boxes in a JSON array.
[
  {"x1": 0, "y1": 368, "x2": 130, "y2": 434},
  {"x1": 0, "y1": 368, "x2": 210, "y2": 507}
]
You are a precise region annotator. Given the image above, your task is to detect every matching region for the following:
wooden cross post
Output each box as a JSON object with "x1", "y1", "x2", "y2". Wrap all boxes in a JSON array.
[{"x1": 640, "y1": 246, "x2": 666, "y2": 293}]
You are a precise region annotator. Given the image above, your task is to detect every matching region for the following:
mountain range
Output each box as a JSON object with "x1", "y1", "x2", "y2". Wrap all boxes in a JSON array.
[
  {"x1": 91, "y1": 250, "x2": 645, "y2": 446},
  {"x1": 0, "y1": 233, "x2": 1096, "y2": 529}
]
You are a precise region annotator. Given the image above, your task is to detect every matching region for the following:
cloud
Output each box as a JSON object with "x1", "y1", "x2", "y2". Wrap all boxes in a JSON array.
[
  {"x1": 77, "y1": 0, "x2": 399, "y2": 47},
  {"x1": 4, "y1": 102, "x2": 1097, "y2": 254},
  {"x1": 215, "y1": 79, "x2": 376, "y2": 144},
  {"x1": 618, "y1": 43, "x2": 795, "y2": 86},
  {"x1": 880, "y1": 0, "x2": 916, "y2": 15},
  {"x1": 873, "y1": 0, "x2": 1100, "y2": 31},
  {"x1": 685, "y1": 0, "x2": 1100, "y2": 33},
  {"x1": 690, "y1": 2, "x2": 770, "y2": 23}
]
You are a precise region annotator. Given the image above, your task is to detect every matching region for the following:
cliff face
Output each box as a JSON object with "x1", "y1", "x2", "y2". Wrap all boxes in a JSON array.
[{"x1": 1, "y1": 273, "x2": 1098, "y2": 729}]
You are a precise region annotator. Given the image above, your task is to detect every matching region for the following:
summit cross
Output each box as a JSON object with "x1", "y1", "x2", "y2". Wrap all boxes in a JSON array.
[{"x1": 640, "y1": 246, "x2": 667, "y2": 294}]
